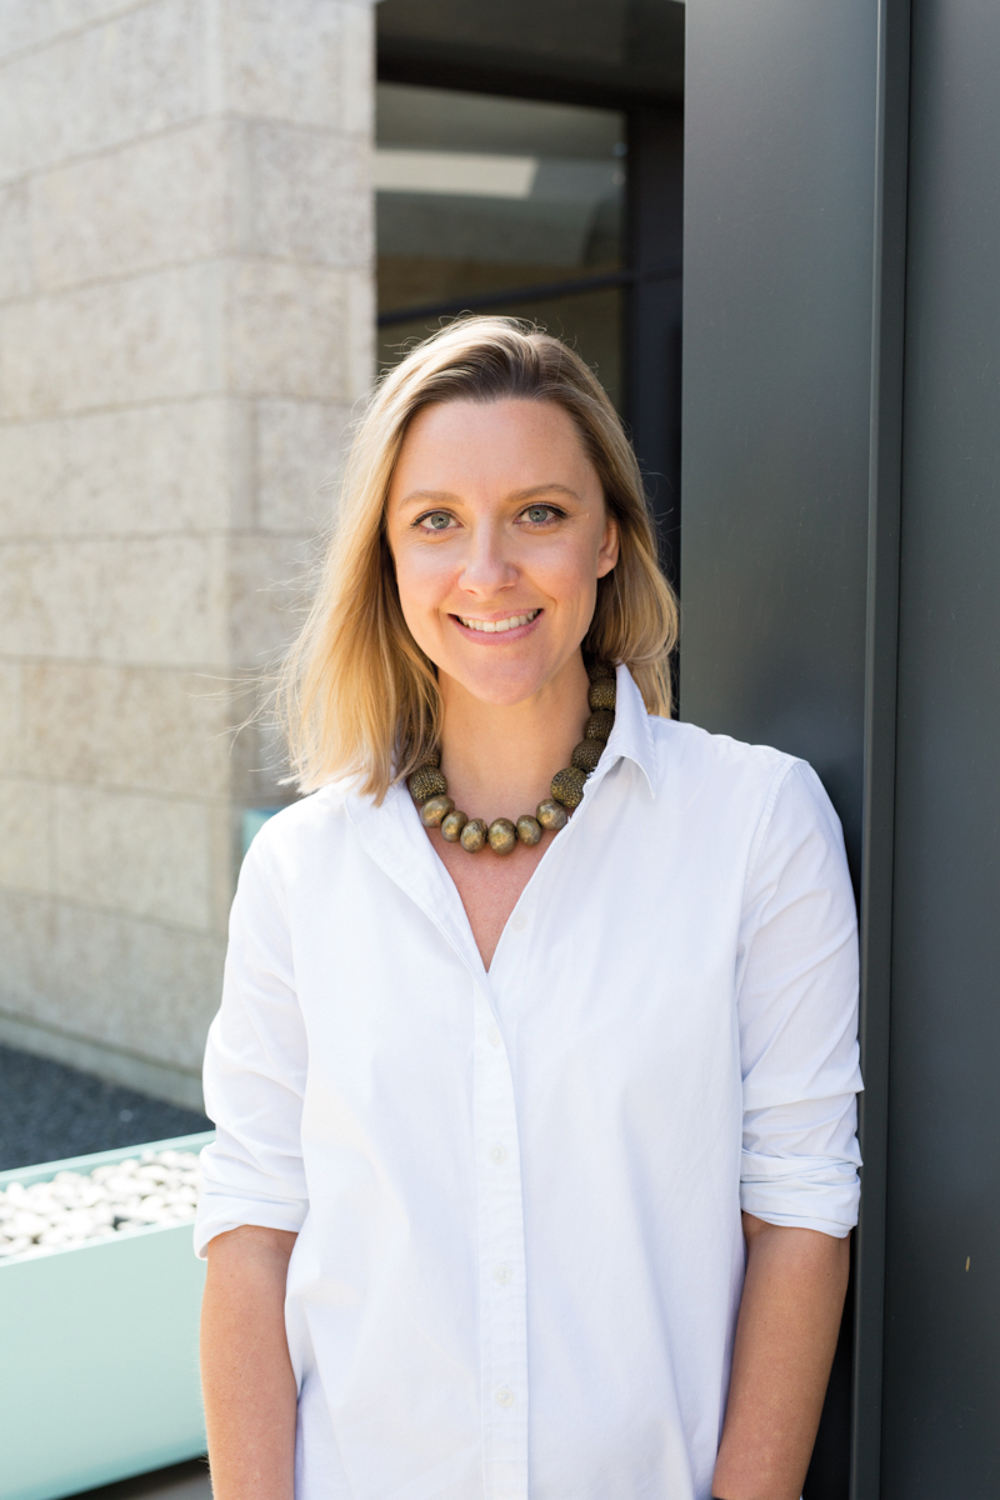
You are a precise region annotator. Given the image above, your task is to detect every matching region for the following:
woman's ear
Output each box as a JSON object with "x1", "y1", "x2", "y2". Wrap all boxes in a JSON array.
[{"x1": 597, "y1": 512, "x2": 620, "y2": 578}]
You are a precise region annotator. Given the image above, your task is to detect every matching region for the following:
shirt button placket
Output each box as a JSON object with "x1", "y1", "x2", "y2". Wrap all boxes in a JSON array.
[{"x1": 473, "y1": 986, "x2": 528, "y2": 1500}]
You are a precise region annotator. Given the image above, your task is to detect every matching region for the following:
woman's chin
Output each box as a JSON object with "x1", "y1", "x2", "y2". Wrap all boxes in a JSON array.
[{"x1": 438, "y1": 654, "x2": 563, "y2": 711}]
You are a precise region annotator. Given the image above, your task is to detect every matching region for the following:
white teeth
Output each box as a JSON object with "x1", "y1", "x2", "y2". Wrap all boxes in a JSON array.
[{"x1": 459, "y1": 610, "x2": 539, "y2": 633}]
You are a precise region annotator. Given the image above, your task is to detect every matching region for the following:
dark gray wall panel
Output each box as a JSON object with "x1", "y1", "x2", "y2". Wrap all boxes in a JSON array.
[
  {"x1": 883, "y1": 2, "x2": 1000, "y2": 1492},
  {"x1": 680, "y1": 1, "x2": 878, "y2": 873}
]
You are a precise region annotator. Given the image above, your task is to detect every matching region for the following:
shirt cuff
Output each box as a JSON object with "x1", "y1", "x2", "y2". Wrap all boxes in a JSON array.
[
  {"x1": 740, "y1": 1151, "x2": 860, "y2": 1238},
  {"x1": 193, "y1": 1190, "x2": 308, "y2": 1259}
]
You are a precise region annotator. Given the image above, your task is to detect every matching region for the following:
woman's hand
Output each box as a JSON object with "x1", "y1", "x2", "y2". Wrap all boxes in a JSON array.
[
  {"x1": 711, "y1": 1213, "x2": 850, "y2": 1500},
  {"x1": 201, "y1": 1224, "x2": 299, "y2": 1500}
]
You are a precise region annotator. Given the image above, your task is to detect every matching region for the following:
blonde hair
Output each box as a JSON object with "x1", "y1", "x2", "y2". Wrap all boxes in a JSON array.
[{"x1": 281, "y1": 316, "x2": 679, "y2": 800}]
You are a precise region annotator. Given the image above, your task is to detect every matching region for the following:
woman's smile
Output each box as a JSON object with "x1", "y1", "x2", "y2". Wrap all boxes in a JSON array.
[{"x1": 453, "y1": 608, "x2": 542, "y2": 639}]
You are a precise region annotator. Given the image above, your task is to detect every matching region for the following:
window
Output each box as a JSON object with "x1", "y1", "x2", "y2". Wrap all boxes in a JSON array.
[{"x1": 377, "y1": 84, "x2": 628, "y2": 410}]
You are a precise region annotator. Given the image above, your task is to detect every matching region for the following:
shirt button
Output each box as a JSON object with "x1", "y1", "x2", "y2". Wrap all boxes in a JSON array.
[
  {"x1": 488, "y1": 1027, "x2": 502, "y2": 1048},
  {"x1": 495, "y1": 1386, "x2": 516, "y2": 1408},
  {"x1": 493, "y1": 1263, "x2": 513, "y2": 1285},
  {"x1": 489, "y1": 1144, "x2": 507, "y2": 1165},
  {"x1": 510, "y1": 912, "x2": 527, "y2": 932}
]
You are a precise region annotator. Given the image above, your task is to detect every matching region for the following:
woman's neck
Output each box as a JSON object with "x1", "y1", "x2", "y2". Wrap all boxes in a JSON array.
[{"x1": 438, "y1": 653, "x2": 591, "y2": 826}]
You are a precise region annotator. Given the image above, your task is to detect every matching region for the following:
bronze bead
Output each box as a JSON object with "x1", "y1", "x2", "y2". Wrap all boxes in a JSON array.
[
  {"x1": 585, "y1": 710, "x2": 615, "y2": 741},
  {"x1": 419, "y1": 794, "x2": 454, "y2": 827},
  {"x1": 408, "y1": 764, "x2": 447, "y2": 804},
  {"x1": 516, "y1": 814, "x2": 542, "y2": 846},
  {"x1": 551, "y1": 766, "x2": 586, "y2": 808},
  {"x1": 440, "y1": 809, "x2": 468, "y2": 843},
  {"x1": 488, "y1": 817, "x2": 518, "y2": 855},
  {"x1": 586, "y1": 659, "x2": 615, "y2": 681},
  {"x1": 460, "y1": 818, "x2": 488, "y2": 852},
  {"x1": 588, "y1": 677, "x2": 616, "y2": 711},
  {"x1": 536, "y1": 799, "x2": 569, "y2": 831},
  {"x1": 571, "y1": 738, "x2": 604, "y2": 773}
]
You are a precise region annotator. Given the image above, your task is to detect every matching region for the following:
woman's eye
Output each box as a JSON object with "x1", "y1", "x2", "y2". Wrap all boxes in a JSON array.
[
  {"x1": 523, "y1": 504, "x2": 558, "y2": 524},
  {"x1": 419, "y1": 512, "x2": 454, "y2": 532}
]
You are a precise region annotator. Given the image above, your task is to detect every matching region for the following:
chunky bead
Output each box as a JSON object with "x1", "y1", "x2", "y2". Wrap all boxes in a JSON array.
[
  {"x1": 536, "y1": 799, "x2": 569, "y2": 831},
  {"x1": 588, "y1": 677, "x2": 616, "y2": 711},
  {"x1": 460, "y1": 818, "x2": 488, "y2": 852},
  {"x1": 551, "y1": 766, "x2": 586, "y2": 808},
  {"x1": 408, "y1": 764, "x2": 447, "y2": 804},
  {"x1": 516, "y1": 814, "x2": 542, "y2": 846},
  {"x1": 571, "y1": 738, "x2": 604, "y2": 773},
  {"x1": 586, "y1": 659, "x2": 615, "y2": 681},
  {"x1": 585, "y1": 710, "x2": 615, "y2": 741},
  {"x1": 419, "y1": 794, "x2": 454, "y2": 827},
  {"x1": 488, "y1": 817, "x2": 518, "y2": 855},
  {"x1": 440, "y1": 809, "x2": 468, "y2": 843}
]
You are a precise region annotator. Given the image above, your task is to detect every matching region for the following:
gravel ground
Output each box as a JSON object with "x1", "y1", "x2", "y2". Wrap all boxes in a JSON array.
[{"x1": 0, "y1": 1044, "x2": 210, "y2": 1171}]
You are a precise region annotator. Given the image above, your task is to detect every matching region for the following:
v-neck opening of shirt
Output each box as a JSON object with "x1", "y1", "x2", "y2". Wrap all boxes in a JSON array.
[{"x1": 405, "y1": 770, "x2": 604, "y2": 978}]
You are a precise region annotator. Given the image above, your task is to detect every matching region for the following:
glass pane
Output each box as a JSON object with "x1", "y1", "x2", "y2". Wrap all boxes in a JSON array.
[{"x1": 376, "y1": 84, "x2": 626, "y2": 405}]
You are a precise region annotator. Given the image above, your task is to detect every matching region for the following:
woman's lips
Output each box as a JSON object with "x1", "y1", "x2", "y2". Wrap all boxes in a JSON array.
[{"x1": 451, "y1": 609, "x2": 543, "y2": 642}]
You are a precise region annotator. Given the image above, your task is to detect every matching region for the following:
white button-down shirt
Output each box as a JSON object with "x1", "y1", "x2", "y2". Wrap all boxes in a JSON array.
[{"x1": 196, "y1": 667, "x2": 862, "y2": 1500}]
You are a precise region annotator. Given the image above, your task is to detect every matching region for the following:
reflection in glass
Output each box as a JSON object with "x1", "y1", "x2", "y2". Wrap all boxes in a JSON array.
[{"x1": 376, "y1": 84, "x2": 626, "y2": 407}]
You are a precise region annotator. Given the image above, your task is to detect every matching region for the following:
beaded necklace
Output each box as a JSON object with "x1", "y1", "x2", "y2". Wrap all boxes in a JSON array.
[{"x1": 407, "y1": 661, "x2": 617, "y2": 854}]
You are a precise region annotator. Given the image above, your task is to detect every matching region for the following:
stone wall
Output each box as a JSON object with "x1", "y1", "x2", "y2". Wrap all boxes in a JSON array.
[{"x1": 0, "y1": 0, "x2": 374, "y2": 1107}]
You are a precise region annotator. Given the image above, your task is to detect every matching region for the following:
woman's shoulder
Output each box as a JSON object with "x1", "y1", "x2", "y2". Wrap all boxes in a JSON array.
[
  {"x1": 647, "y1": 713, "x2": 798, "y2": 786},
  {"x1": 239, "y1": 781, "x2": 358, "y2": 886},
  {"x1": 644, "y1": 714, "x2": 842, "y2": 848}
]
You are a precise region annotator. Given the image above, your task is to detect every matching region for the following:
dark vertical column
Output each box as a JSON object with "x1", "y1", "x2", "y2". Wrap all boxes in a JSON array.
[
  {"x1": 680, "y1": 5, "x2": 884, "y2": 1496},
  {"x1": 881, "y1": 3, "x2": 1000, "y2": 1494},
  {"x1": 852, "y1": 4, "x2": 911, "y2": 1498},
  {"x1": 626, "y1": 105, "x2": 683, "y2": 587}
]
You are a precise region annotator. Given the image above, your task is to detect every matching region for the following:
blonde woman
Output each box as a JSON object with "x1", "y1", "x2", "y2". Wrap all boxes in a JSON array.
[{"x1": 196, "y1": 318, "x2": 861, "y2": 1500}]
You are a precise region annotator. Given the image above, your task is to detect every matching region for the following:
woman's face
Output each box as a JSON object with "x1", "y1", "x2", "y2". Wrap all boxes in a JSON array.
[{"x1": 386, "y1": 398, "x2": 619, "y2": 708}]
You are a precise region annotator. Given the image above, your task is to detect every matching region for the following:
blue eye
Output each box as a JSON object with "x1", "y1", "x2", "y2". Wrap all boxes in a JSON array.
[
  {"x1": 524, "y1": 505, "x2": 556, "y2": 524},
  {"x1": 420, "y1": 512, "x2": 453, "y2": 531}
]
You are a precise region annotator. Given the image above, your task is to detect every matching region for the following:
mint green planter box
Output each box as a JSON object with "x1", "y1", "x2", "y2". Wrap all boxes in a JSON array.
[{"x1": 0, "y1": 1132, "x2": 214, "y2": 1500}]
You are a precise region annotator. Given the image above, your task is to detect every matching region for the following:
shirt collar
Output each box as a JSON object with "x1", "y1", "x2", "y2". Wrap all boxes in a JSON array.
[
  {"x1": 596, "y1": 663, "x2": 658, "y2": 800},
  {"x1": 347, "y1": 660, "x2": 659, "y2": 848}
]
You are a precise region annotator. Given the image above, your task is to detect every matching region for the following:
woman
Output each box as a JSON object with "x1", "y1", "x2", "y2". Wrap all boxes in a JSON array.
[{"x1": 196, "y1": 318, "x2": 862, "y2": 1500}]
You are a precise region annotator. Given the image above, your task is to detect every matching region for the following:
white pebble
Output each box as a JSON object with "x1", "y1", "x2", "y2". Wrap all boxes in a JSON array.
[{"x1": 0, "y1": 1147, "x2": 201, "y2": 1260}]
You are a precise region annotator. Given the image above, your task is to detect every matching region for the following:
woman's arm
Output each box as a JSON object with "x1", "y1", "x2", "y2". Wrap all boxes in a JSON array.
[
  {"x1": 711, "y1": 1214, "x2": 850, "y2": 1500},
  {"x1": 201, "y1": 1225, "x2": 299, "y2": 1500}
]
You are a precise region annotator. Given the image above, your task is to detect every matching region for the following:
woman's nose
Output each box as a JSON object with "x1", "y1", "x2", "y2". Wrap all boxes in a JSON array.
[{"x1": 458, "y1": 527, "x2": 518, "y2": 595}]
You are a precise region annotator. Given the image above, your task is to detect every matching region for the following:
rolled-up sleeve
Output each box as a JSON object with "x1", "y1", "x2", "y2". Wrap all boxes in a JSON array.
[
  {"x1": 737, "y1": 760, "x2": 863, "y2": 1238},
  {"x1": 194, "y1": 823, "x2": 309, "y2": 1257}
]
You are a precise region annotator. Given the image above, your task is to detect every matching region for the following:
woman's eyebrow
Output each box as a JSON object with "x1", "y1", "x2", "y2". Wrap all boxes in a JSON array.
[
  {"x1": 508, "y1": 484, "x2": 583, "y2": 503},
  {"x1": 396, "y1": 489, "x2": 461, "y2": 509}
]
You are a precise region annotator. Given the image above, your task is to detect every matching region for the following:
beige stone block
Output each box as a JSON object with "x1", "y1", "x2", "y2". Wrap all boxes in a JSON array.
[
  {"x1": 0, "y1": 887, "x2": 225, "y2": 1074},
  {"x1": 21, "y1": 661, "x2": 238, "y2": 797},
  {"x1": 249, "y1": 123, "x2": 372, "y2": 268},
  {"x1": 30, "y1": 119, "x2": 235, "y2": 291},
  {"x1": 226, "y1": 258, "x2": 360, "y2": 400},
  {"x1": 0, "y1": 180, "x2": 33, "y2": 299},
  {"x1": 255, "y1": 398, "x2": 351, "y2": 533},
  {"x1": 0, "y1": 535, "x2": 228, "y2": 666},
  {"x1": 345, "y1": 266, "x2": 376, "y2": 400},
  {"x1": 53, "y1": 782, "x2": 224, "y2": 928},
  {"x1": 338, "y1": 0, "x2": 374, "y2": 139},
  {"x1": 0, "y1": 775, "x2": 52, "y2": 893},
  {"x1": 0, "y1": 264, "x2": 224, "y2": 419},
  {"x1": 227, "y1": 532, "x2": 315, "y2": 669},
  {"x1": 0, "y1": 2, "x2": 143, "y2": 63},
  {"x1": 0, "y1": 0, "x2": 207, "y2": 182},
  {"x1": 0, "y1": 659, "x2": 24, "y2": 771},
  {"x1": 222, "y1": 0, "x2": 355, "y2": 130},
  {"x1": 0, "y1": 400, "x2": 250, "y2": 538}
]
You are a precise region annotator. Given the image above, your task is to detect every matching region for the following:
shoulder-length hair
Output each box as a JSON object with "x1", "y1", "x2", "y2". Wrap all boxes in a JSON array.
[{"x1": 280, "y1": 316, "x2": 679, "y2": 801}]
